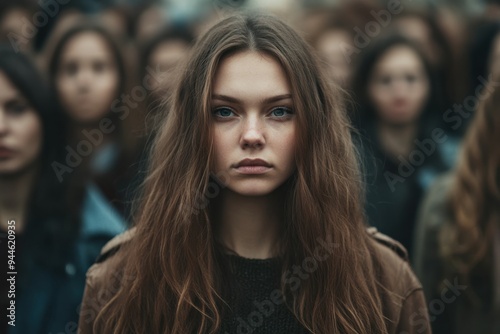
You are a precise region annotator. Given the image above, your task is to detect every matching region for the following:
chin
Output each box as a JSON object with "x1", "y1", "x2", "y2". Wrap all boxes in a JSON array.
[{"x1": 227, "y1": 179, "x2": 289, "y2": 197}]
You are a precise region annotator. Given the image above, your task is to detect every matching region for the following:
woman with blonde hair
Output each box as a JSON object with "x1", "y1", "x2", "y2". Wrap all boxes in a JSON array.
[
  {"x1": 414, "y1": 79, "x2": 500, "y2": 333},
  {"x1": 78, "y1": 14, "x2": 430, "y2": 333}
]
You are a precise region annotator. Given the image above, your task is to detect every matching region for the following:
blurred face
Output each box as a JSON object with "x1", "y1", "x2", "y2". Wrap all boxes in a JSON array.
[
  {"x1": 368, "y1": 46, "x2": 430, "y2": 126},
  {"x1": 211, "y1": 51, "x2": 296, "y2": 196},
  {"x1": 316, "y1": 29, "x2": 353, "y2": 86},
  {"x1": 0, "y1": 71, "x2": 43, "y2": 176},
  {"x1": 0, "y1": 8, "x2": 33, "y2": 53},
  {"x1": 148, "y1": 40, "x2": 190, "y2": 93},
  {"x1": 56, "y1": 32, "x2": 120, "y2": 124}
]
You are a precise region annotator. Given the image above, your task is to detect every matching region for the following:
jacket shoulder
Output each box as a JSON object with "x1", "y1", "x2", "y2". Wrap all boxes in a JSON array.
[
  {"x1": 366, "y1": 226, "x2": 408, "y2": 262},
  {"x1": 79, "y1": 229, "x2": 137, "y2": 333},
  {"x1": 95, "y1": 227, "x2": 137, "y2": 263}
]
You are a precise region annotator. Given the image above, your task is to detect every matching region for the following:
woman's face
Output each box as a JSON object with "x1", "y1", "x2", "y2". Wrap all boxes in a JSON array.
[
  {"x1": 368, "y1": 45, "x2": 430, "y2": 126},
  {"x1": 0, "y1": 71, "x2": 43, "y2": 176},
  {"x1": 211, "y1": 51, "x2": 296, "y2": 196},
  {"x1": 147, "y1": 40, "x2": 190, "y2": 94},
  {"x1": 56, "y1": 32, "x2": 120, "y2": 124},
  {"x1": 316, "y1": 29, "x2": 352, "y2": 86}
]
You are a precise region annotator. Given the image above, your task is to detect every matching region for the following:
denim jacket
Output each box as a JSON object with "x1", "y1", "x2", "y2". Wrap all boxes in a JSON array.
[{"x1": 10, "y1": 183, "x2": 126, "y2": 334}]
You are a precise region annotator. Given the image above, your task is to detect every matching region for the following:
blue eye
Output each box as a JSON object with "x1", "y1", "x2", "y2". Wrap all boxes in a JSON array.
[
  {"x1": 270, "y1": 107, "x2": 293, "y2": 118},
  {"x1": 213, "y1": 107, "x2": 235, "y2": 118}
]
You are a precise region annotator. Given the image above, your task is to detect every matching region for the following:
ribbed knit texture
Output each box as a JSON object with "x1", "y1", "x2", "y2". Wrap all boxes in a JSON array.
[{"x1": 218, "y1": 254, "x2": 308, "y2": 334}]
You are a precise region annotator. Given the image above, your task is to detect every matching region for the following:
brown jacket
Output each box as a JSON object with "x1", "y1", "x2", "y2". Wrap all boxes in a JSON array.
[{"x1": 77, "y1": 227, "x2": 431, "y2": 333}]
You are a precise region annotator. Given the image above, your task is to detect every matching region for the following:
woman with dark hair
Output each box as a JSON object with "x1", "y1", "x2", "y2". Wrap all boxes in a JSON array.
[
  {"x1": 141, "y1": 27, "x2": 195, "y2": 98},
  {"x1": 0, "y1": 45, "x2": 125, "y2": 333},
  {"x1": 351, "y1": 34, "x2": 458, "y2": 254},
  {"x1": 78, "y1": 14, "x2": 430, "y2": 333},
  {"x1": 414, "y1": 78, "x2": 500, "y2": 334},
  {"x1": 48, "y1": 22, "x2": 137, "y2": 217}
]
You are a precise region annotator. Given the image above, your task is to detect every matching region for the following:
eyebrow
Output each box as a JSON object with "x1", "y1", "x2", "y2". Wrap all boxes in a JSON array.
[{"x1": 211, "y1": 93, "x2": 292, "y2": 104}]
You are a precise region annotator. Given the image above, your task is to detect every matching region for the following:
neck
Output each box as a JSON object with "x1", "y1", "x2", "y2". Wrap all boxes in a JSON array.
[
  {"x1": 0, "y1": 163, "x2": 39, "y2": 233},
  {"x1": 377, "y1": 121, "x2": 418, "y2": 158},
  {"x1": 214, "y1": 187, "x2": 285, "y2": 259},
  {"x1": 67, "y1": 121, "x2": 113, "y2": 149}
]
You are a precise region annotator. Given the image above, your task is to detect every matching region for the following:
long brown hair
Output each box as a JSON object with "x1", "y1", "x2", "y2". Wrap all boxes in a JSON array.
[
  {"x1": 441, "y1": 80, "x2": 500, "y2": 281},
  {"x1": 95, "y1": 14, "x2": 387, "y2": 333}
]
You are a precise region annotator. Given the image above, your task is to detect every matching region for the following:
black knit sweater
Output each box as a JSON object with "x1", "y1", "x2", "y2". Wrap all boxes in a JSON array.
[{"x1": 218, "y1": 254, "x2": 308, "y2": 334}]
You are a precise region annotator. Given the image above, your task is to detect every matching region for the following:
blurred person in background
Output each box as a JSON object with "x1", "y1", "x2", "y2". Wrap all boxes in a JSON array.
[
  {"x1": 48, "y1": 22, "x2": 139, "y2": 217},
  {"x1": 0, "y1": 45, "x2": 125, "y2": 334},
  {"x1": 392, "y1": 8, "x2": 466, "y2": 136},
  {"x1": 414, "y1": 78, "x2": 500, "y2": 334},
  {"x1": 0, "y1": 3, "x2": 36, "y2": 54},
  {"x1": 352, "y1": 34, "x2": 457, "y2": 254},
  {"x1": 140, "y1": 27, "x2": 195, "y2": 107},
  {"x1": 311, "y1": 17, "x2": 355, "y2": 88},
  {"x1": 133, "y1": 2, "x2": 170, "y2": 42},
  {"x1": 124, "y1": 27, "x2": 196, "y2": 218}
]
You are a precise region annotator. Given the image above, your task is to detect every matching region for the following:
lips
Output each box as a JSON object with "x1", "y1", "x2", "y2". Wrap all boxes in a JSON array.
[
  {"x1": 0, "y1": 146, "x2": 14, "y2": 159},
  {"x1": 235, "y1": 158, "x2": 272, "y2": 168},
  {"x1": 233, "y1": 158, "x2": 272, "y2": 175}
]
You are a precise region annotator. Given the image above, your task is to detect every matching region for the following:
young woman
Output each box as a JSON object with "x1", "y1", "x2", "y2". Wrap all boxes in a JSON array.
[
  {"x1": 78, "y1": 14, "x2": 431, "y2": 334},
  {"x1": 414, "y1": 79, "x2": 500, "y2": 334},
  {"x1": 351, "y1": 34, "x2": 458, "y2": 254},
  {"x1": 48, "y1": 23, "x2": 138, "y2": 217},
  {"x1": 0, "y1": 46, "x2": 125, "y2": 333}
]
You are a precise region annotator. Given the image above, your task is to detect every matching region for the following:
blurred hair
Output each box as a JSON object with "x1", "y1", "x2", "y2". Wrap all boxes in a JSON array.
[
  {"x1": 94, "y1": 13, "x2": 388, "y2": 333},
  {"x1": 441, "y1": 79, "x2": 500, "y2": 294},
  {"x1": 469, "y1": 21, "x2": 500, "y2": 93},
  {"x1": 0, "y1": 45, "x2": 80, "y2": 270}
]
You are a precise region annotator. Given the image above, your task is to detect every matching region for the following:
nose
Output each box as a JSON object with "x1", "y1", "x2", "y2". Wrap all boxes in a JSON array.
[
  {"x1": 240, "y1": 115, "x2": 265, "y2": 149},
  {"x1": 75, "y1": 69, "x2": 92, "y2": 93}
]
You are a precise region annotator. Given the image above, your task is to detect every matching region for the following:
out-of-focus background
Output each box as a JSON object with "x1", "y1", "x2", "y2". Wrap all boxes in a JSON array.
[{"x1": 1, "y1": 0, "x2": 500, "y2": 333}]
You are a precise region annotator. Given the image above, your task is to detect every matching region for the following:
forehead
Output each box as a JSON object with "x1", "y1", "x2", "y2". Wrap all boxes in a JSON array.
[
  {"x1": 60, "y1": 31, "x2": 114, "y2": 61},
  {"x1": 212, "y1": 51, "x2": 291, "y2": 96},
  {"x1": 373, "y1": 46, "x2": 424, "y2": 73},
  {"x1": 0, "y1": 71, "x2": 20, "y2": 102}
]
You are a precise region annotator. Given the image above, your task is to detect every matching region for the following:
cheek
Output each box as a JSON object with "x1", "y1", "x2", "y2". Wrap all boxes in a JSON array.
[
  {"x1": 17, "y1": 113, "x2": 43, "y2": 163},
  {"x1": 56, "y1": 78, "x2": 73, "y2": 101},
  {"x1": 274, "y1": 127, "x2": 296, "y2": 167},
  {"x1": 95, "y1": 72, "x2": 119, "y2": 98},
  {"x1": 212, "y1": 129, "x2": 229, "y2": 169},
  {"x1": 371, "y1": 92, "x2": 391, "y2": 113},
  {"x1": 409, "y1": 84, "x2": 429, "y2": 108}
]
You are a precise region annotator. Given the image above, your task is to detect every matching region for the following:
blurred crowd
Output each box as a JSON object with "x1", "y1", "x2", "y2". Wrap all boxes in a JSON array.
[{"x1": 1, "y1": 0, "x2": 500, "y2": 333}]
